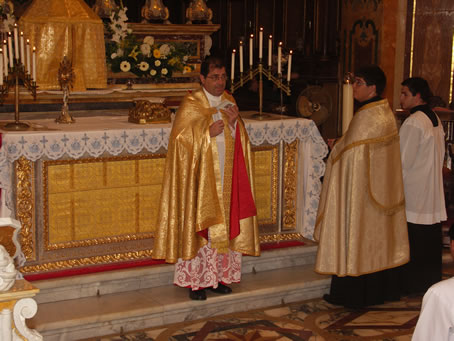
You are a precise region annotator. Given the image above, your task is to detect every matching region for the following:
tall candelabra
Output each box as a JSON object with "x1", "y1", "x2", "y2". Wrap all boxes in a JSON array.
[
  {"x1": 0, "y1": 24, "x2": 38, "y2": 131},
  {"x1": 230, "y1": 33, "x2": 292, "y2": 119},
  {"x1": 230, "y1": 61, "x2": 291, "y2": 119}
]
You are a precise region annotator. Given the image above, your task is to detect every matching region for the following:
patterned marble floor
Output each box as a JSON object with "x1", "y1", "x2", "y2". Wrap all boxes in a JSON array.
[{"x1": 84, "y1": 295, "x2": 423, "y2": 341}]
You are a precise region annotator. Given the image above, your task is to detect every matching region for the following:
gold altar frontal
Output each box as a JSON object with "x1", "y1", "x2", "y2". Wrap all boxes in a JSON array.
[{"x1": 9, "y1": 117, "x2": 307, "y2": 277}]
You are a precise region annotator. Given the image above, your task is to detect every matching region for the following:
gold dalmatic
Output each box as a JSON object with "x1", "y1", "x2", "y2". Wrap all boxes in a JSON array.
[
  {"x1": 153, "y1": 87, "x2": 260, "y2": 263},
  {"x1": 314, "y1": 99, "x2": 409, "y2": 277},
  {"x1": 19, "y1": 0, "x2": 107, "y2": 91}
]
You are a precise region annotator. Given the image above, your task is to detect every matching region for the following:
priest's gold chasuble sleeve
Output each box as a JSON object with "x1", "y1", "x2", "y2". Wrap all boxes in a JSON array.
[
  {"x1": 314, "y1": 99, "x2": 409, "y2": 277},
  {"x1": 153, "y1": 87, "x2": 260, "y2": 263},
  {"x1": 19, "y1": 0, "x2": 107, "y2": 91}
]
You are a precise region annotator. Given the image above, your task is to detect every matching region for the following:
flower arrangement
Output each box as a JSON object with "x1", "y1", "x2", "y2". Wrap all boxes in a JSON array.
[{"x1": 105, "y1": 6, "x2": 194, "y2": 80}]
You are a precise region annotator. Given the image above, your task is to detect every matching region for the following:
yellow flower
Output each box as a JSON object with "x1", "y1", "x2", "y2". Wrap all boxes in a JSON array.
[
  {"x1": 168, "y1": 57, "x2": 178, "y2": 66},
  {"x1": 128, "y1": 46, "x2": 139, "y2": 61},
  {"x1": 153, "y1": 49, "x2": 161, "y2": 58},
  {"x1": 183, "y1": 66, "x2": 192, "y2": 74}
]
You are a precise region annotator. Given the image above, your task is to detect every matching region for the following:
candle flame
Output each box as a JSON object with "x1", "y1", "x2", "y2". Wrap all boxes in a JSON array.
[
  {"x1": 250, "y1": 34, "x2": 254, "y2": 38},
  {"x1": 269, "y1": 35, "x2": 272, "y2": 39},
  {"x1": 279, "y1": 42, "x2": 283, "y2": 46},
  {"x1": 26, "y1": 39, "x2": 29, "y2": 44},
  {"x1": 33, "y1": 46, "x2": 36, "y2": 51},
  {"x1": 233, "y1": 49, "x2": 236, "y2": 53}
]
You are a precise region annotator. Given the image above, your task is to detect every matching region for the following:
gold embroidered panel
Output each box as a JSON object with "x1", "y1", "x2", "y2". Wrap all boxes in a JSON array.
[
  {"x1": 43, "y1": 156, "x2": 166, "y2": 250},
  {"x1": 251, "y1": 145, "x2": 278, "y2": 226}
]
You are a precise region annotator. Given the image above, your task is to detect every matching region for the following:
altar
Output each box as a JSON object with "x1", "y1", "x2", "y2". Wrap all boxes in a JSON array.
[{"x1": 0, "y1": 112, "x2": 327, "y2": 278}]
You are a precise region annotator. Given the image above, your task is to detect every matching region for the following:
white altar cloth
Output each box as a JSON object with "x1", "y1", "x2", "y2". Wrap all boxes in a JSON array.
[{"x1": 0, "y1": 115, "x2": 327, "y2": 239}]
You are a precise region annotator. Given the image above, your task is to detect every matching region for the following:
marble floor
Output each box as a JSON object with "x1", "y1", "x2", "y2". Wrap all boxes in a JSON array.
[{"x1": 81, "y1": 296, "x2": 423, "y2": 340}]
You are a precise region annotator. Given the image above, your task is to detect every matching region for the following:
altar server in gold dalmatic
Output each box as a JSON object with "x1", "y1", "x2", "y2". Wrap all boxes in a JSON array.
[
  {"x1": 314, "y1": 65, "x2": 409, "y2": 308},
  {"x1": 153, "y1": 56, "x2": 260, "y2": 301}
]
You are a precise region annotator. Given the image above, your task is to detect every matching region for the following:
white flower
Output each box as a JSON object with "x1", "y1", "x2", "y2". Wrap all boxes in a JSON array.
[
  {"x1": 111, "y1": 53, "x2": 117, "y2": 59},
  {"x1": 159, "y1": 44, "x2": 171, "y2": 57},
  {"x1": 161, "y1": 68, "x2": 168, "y2": 75},
  {"x1": 139, "y1": 61, "x2": 149, "y2": 71},
  {"x1": 154, "y1": 60, "x2": 161, "y2": 67},
  {"x1": 143, "y1": 36, "x2": 154, "y2": 46},
  {"x1": 183, "y1": 55, "x2": 189, "y2": 62},
  {"x1": 120, "y1": 61, "x2": 131, "y2": 72},
  {"x1": 150, "y1": 69, "x2": 157, "y2": 76},
  {"x1": 140, "y1": 43, "x2": 151, "y2": 57},
  {"x1": 116, "y1": 48, "x2": 124, "y2": 57}
]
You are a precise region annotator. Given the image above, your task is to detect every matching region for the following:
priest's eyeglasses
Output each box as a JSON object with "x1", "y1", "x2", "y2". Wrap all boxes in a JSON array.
[
  {"x1": 354, "y1": 78, "x2": 367, "y2": 86},
  {"x1": 206, "y1": 74, "x2": 227, "y2": 81}
]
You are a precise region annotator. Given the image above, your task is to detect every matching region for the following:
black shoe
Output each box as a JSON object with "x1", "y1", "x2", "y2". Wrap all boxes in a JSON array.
[
  {"x1": 323, "y1": 294, "x2": 341, "y2": 305},
  {"x1": 189, "y1": 289, "x2": 206, "y2": 300},
  {"x1": 209, "y1": 283, "x2": 232, "y2": 294}
]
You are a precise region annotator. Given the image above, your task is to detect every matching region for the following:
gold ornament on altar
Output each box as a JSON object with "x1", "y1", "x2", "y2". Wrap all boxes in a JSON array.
[
  {"x1": 56, "y1": 56, "x2": 75, "y2": 124},
  {"x1": 186, "y1": 0, "x2": 213, "y2": 24},
  {"x1": 128, "y1": 100, "x2": 171, "y2": 124},
  {"x1": 92, "y1": 0, "x2": 119, "y2": 19},
  {"x1": 141, "y1": 0, "x2": 169, "y2": 23}
]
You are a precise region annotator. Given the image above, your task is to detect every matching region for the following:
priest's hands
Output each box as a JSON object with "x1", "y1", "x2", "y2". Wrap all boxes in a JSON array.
[
  {"x1": 223, "y1": 105, "x2": 239, "y2": 128},
  {"x1": 210, "y1": 120, "x2": 224, "y2": 137}
]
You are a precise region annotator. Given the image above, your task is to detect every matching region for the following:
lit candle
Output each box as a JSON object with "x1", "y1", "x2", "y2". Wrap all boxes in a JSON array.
[
  {"x1": 0, "y1": 48, "x2": 3, "y2": 86},
  {"x1": 277, "y1": 42, "x2": 282, "y2": 74},
  {"x1": 231, "y1": 49, "x2": 235, "y2": 81},
  {"x1": 7, "y1": 32, "x2": 13, "y2": 68},
  {"x1": 259, "y1": 27, "x2": 263, "y2": 59},
  {"x1": 239, "y1": 41, "x2": 243, "y2": 73},
  {"x1": 3, "y1": 40, "x2": 8, "y2": 76},
  {"x1": 32, "y1": 46, "x2": 36, "y2": 81},
  {"x1": 342, "y1": 78, "x2": 354, "y2": 134},
  {"x1": 268, "y1": 35, "x2": 272, "y2": 67},
  {"x1": 26, "y1": 39, "x2": 30, "y2": 74},
  {"x1": 249, "y1": 34, "x2": 253, "y2": 66},
  {"x1": 13, "y1": 23, "x2": 18, "y2": 60},
  {"x1": 287, "y1": 50, "x2": 293, "y2": 82},
  {"x1": 20, "y1": 32, "x2": 24, "y2": 65}
]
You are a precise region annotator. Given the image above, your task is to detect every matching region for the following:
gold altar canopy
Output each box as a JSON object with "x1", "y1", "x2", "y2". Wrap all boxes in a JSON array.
[{"x1": 19, "y1": 0, "x2": 107, "y2": 91}]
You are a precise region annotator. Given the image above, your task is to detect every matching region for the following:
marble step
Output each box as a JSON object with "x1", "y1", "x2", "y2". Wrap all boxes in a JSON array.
[
  {"x1": 32, "y1": 242, "x2": 318, "y2": 304},
  {"x1": 29, "y1": 263, "x2": 330, "y2": 341}
]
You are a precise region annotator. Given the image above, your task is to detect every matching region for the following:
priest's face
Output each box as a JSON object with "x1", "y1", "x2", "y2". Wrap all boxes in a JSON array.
[
  {"x1": 400, "y1": 85, "x2": 421, "y2": 110},
  {"x1": 200, "y1": 66, "x2": 227, "y2": 97}
]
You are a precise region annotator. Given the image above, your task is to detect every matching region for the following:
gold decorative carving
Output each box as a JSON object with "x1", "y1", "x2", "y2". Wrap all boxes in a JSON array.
[
  {"x1": 15, "y1": 157, "x2": 35, "y2": 261},
  {"x1": 251, "y1": 145, "x2": 278, "y2": 225},
  {"x1": 43, "y1": 154, "x2": 166, "y2": 251},
  {"x1": 259, "y1": 233, "x2": 303, "y2": 243},
  {"x1": 283, "y1": 140, "x2": 298, "y2": 230},
  {"x1": 0, "y1": 226, "x2": 16, "y2": 258},
  {"x1": 128, "y1": 100, "x2": 171, "y2": 124},
  {"x1": 20, "y1": 249, "x2": 154, "y2": 274}
]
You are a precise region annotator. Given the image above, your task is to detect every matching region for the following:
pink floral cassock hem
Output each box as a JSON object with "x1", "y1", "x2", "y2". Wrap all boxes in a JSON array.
[{"x1": 174, "y1": 245, "x2": 242, "y2": 290}]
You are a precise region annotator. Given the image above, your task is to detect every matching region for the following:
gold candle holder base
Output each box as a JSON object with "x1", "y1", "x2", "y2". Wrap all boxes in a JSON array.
[{"x1": 3, "y1": 121, "x2": 31, "y2": 131}]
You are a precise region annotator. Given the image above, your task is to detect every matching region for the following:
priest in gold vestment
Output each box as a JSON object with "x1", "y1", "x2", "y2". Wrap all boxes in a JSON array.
[
  {"x1": 314, "y1": 65, "x2": 409, "y2": 308},
  {"x1": 153, "y1": 56, "x2": 260, "y2": 300}
]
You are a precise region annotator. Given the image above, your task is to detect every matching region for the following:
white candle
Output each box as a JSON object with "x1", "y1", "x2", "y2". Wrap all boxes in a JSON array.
[
  {"x1": 13, "y1": 24, "x2": 18, "y2": 60},
  {"x1": 239, "y1": 41, "x2": 243, "y2": 73},
  {"x1": 249, "y1": 34, "x2": 253, "y2": 66},
  {"x1": 32, "y1": 46, "x2": 36, "y2": 81},
  {"x1": 287, "y1": 50, "x2": 293, "y2": 82},
  {"x1": 7, "y1": 33, "x2": 13, "y2": 68},
  {"x1": 0, "y1": 49, "x2": 3, "y2": 86},
  {"x1": 268, "y1": 35, "x2": 272, "y2": 67},
  {"x1": 277, "y1": 42, "x2": 282, "y2": 74},
  {"x1": 26, "y1": 39, "x2": 30, "y2": 74},
  {"x1": 3, "y1": 40, "x2": 7, "y2": 76},
  {"x1": 342, "y1": 82, "x2": 354, "y2": 134},
  {"x1": 259, "y1": 27, "x2": 263, "y2": 59},
  {"x1": 20, "y1": 32, "x2": 24, "y2": 65},
  {"x1": 231, "y1": 49, "x2": 235, "y2": 80}
]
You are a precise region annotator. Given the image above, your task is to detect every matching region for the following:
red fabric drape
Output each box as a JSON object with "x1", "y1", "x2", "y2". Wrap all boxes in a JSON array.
[{"x1": 230, "y1": 124, "x2": 256, "y2": 240}]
